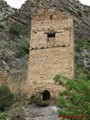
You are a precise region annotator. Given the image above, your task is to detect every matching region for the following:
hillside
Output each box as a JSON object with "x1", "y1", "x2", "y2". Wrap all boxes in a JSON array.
[{"x1": 0, "y1": 0, "x2": 90, "y2": 77}]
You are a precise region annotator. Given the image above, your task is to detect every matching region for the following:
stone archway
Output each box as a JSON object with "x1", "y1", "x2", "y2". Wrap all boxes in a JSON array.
[{"x1": 42, "y1": 90, "x2": 50, "y2": 101}]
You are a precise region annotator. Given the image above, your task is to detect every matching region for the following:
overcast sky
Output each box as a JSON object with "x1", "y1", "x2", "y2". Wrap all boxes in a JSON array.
[
  {"x1": 5, "y1": 0, "x2": 90, "y2": 8},
  {"x1": 5, "y1": 0, "x2": 26, "y2": 8}
]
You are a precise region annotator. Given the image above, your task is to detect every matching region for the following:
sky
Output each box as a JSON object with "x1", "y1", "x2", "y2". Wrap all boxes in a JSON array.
[
  {"x1": 80, "y1": 0, "x2": 90, "y2": 5},
  {"x1": 5, "y1": 0, "x2": 26, "y2": 8},
  {"x1": 5, "y1": 0, "x2": 90, "y2": 8}
]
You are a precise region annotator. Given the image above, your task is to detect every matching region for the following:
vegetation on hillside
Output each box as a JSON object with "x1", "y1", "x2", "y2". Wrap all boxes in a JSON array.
[
  {"x1": 0, "y1": 85, "x2": 13, "y2": 112},
  {"x1": 15, "y1": 43, "x2": 29, "y2": 58},
  {"x1": 75, "y1": 39, "x2": 90, "y2": 77},
  {"x1": 30, "y1": 92, "x2": 50, "y2": 106},
  {"x1": 0, "y1": 85, "x2": 27, "y2": 119},
  {"x1": 54, "y1": 75, "x2": 90, "y2": 120}
]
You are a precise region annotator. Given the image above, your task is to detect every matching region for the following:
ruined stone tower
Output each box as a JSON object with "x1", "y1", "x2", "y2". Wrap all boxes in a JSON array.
[{"x1": 26, "y1": 8, "x2": 74, "y2": 100}]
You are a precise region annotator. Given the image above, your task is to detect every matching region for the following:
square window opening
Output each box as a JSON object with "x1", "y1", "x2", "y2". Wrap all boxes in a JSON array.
[{"x1": 47, "y1": 32, "x2": 56, "y2": 38}]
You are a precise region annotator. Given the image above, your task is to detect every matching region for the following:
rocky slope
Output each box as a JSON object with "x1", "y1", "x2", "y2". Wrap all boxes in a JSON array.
[
  {"x1": 0, "y1": 0, "x2": 14, "y2": 21},
  {"x1": 0, "y1": 0, "x2": 90, "y2": 76},
  {"x1": 0, "y1": 0, "x2": 29, "y2": 73},
  {"x1": 8, "y1": 105, "x2": 59, "y2": 120}
]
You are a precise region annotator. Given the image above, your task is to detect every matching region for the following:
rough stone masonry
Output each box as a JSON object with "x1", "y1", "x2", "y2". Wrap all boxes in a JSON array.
[{"x1": 25, "y1": 8, "x2": 74, "y2": 101}]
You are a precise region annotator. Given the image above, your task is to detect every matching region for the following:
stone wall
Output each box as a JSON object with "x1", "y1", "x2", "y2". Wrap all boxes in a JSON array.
[{"x1": 25, "y1": 8, "x2": 74, "y2": 100}]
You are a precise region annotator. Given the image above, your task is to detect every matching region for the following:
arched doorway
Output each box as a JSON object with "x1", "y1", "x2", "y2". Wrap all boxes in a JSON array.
[{"x1": 42, "y1": 90, "x2": 50, "y2": 101}]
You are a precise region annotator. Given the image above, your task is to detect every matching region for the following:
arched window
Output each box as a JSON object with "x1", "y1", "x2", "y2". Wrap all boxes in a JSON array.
[{"x1": 42, "y1": 90, "x2": 50, "y2": 101}]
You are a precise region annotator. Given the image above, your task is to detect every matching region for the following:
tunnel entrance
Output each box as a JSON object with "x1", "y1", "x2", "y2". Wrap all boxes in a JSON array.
[{"x1": 42, "y1": 90, "x2": 50, "y2": 101}]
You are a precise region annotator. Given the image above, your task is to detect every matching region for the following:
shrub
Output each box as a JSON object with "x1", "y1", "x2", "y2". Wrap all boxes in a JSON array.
[
  {"x1": 0, "y1": 53, "x2": 11, "y2": 63},
  {"x1": 12, "y1": 93, "x2": 27, "y2": 106},
  {"x1": 14, "y1": 11, "x2": 19, "y2": 17},
  {"x1": 0, "y1": 85, "x2": 13, "y2": 112},
  {"x1": 0, "y1": 24, "x2": 4, "y2": 29},
  {"x1": 0, "y1": 17, "x2": 8, "y2": 22},
  {"x1": 75, "y1": 39, "x2": 90, "y2": 77},
  {"x1": 83, "y1": 10, "x2": 89, "y2": 17},
  {"x1": 31, "y1": 92, "x2": 50, "y2": 106},
  {"x1": 0, "y1": 112, "x2": 9, "y2": 119},
  {"x1": 54, "y1": 75, "x2": 90, "y2": 119},
  {"x1": 77, "y1": 11, "x2": 82, "y2": 17},
  {"x1": 0, "y1": 85, "x2": 27, "y2": 119},
  {"x1": 9, "y1": 27, "x2": 20, "y2": 36},
  {"x1": 75, "y1": 39, "x2": 90, "y2": 52},
  {"x1": 15, "y1": 43, "x2": 29, "y2": 58}
]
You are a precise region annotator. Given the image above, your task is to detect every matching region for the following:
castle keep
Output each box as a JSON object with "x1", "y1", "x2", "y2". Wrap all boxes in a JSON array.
[{"x1": 25, "y1": 8, "x2": 74, "y2": 101}]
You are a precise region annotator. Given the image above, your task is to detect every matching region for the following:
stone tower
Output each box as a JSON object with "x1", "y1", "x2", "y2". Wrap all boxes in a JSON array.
[{"x1": 26, "y1": 8, "x2": 74, "y2": 101}]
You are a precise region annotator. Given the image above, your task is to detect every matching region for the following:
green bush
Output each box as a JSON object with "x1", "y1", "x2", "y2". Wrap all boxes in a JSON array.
[
  {"x1": 14, "y1": 11, "x2": 19, "y2": 17},
  {"x1": 0, "y1": 85, "x2": 13, "y2": 112},
  {"x1": 83, "y1": 10, "x2": 89, "y2": 17},
  {"x1": 0, "y1": 24, "x2": 4, "y2": 29},
  {"x1": 0, "y1": 53, "x2": 11, "y2": 63},
  {"x1": 75, "y1": 39, "x2": 90, "y2": 77},
  {"x1": 0, "y1": 85, "x2": 27, "y2": 119},
  {"x1": 12, "y1": 93, "x2": 27, "y2": 106},
  {"x1": 15, "y1": 43, "x2": 29, "y2": 58},
  {"x1": 77, "y1": 11, "x2": 82, "y2": 17},
  {"x1": 9, "y1": 27, "x2": 20, "y2": 36},
  {"x1": 75, "y1": 39, "x2": 90, "y2": 52},
  {"x1": 0, "y1": 112, "x2": 9, "y2": 119},
  {"x1": 31, "y1": 92, "x2": 50, "y2": 106},
  {"x1": 54, "y1": 75, "x2": 90, "y2": 119},
  {"x1": 0, "y1": 17, "x2": 8, "y2": 22}
]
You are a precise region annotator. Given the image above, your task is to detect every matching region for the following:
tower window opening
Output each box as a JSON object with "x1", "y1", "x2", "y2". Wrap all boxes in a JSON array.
[
  {"x1": 47, "y1": 32, "x2": 56, "y2": 38},
  {"x1": 50, "y1": 15, "x2": 52, "y2": 20}
]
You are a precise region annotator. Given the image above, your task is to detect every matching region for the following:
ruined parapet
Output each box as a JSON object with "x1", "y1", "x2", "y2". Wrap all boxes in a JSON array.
[{"x1": 25, "y1": 8, "x2": 74, "y2": 101}]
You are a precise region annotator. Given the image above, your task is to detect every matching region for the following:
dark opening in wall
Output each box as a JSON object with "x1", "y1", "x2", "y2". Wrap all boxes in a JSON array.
[
  {"x1": 42, "y1": 90, "x2": 50, "y2": 101},
  {"x1": 47, "y1": 32, "x2": 55, "y2": 38},
  {"x1": 46, "y1": 31, "x2": 56, "y2": 46},
  {"x1": 50, "y1": 15, "x2": 52, "y2": 20}
]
